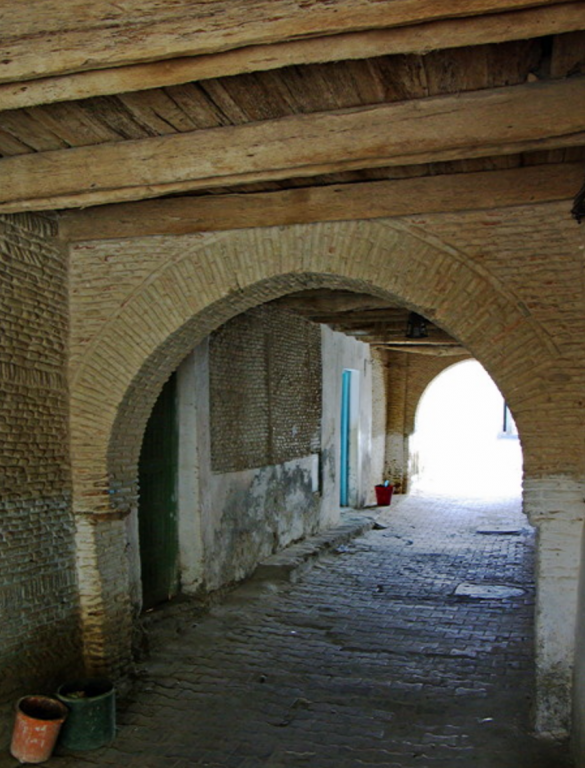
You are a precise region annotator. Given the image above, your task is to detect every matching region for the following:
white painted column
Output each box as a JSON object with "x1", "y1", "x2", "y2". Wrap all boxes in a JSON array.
[
  {"x1": 75, "y1": 513, "x2": 134, "y2": 676},
  {"x1": 524, "y1": 476, "x2": 585, "y2": 739},
  {"x1": 572, "y1": 474, "x2": 585, "y2": 766},
  {"x1": 347, "y1": 367, "x2": 361, "y2": 509},
  {"x1": 176, "y1": 350, "x2": 205, "y2": 594}
]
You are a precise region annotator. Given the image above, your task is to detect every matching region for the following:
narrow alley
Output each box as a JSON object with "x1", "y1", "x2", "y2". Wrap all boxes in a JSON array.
[{"x1": 50, "y1": 494, "x2": 572, "y2": 768}]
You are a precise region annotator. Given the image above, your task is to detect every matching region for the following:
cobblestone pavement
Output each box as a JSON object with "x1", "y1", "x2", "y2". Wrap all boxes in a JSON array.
[{"x1": 16, "y1": 493, "x2": 576, "y2": 767}]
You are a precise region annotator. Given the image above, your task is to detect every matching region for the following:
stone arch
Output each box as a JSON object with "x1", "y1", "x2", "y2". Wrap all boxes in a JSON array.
[{"x1": 68, "y1": 218, "x2": 563, "y2": 683}]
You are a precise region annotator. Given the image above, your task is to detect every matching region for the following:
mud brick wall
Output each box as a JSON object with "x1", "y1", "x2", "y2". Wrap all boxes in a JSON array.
[
  {"x1": 0, "y1": 214, "x2": 81, "y2": 711},
  {"x1": 209, "y1": 305, "x2": 321, "y2": 473}
]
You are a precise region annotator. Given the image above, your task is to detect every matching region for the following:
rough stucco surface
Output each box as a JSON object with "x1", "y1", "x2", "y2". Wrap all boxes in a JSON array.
[
  {"x1": 0, "y1": 214, "x2": 81, "y2": 708},
  {"x1": 201, "y1": 456, "x2": 323, "y2": 590}
]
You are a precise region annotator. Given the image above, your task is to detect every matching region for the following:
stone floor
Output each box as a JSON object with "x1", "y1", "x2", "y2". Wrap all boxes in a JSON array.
[{"x1": 8, "y1": 492, "x2": 575, "y2": 767}]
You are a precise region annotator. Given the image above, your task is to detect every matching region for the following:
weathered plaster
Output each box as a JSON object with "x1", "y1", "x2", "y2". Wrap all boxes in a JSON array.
[
  {"x1": 321, "y1": 326, "x2": 376, "y2": 510},
  {"x1": 524, "y1": 475, "x2": 585, "y2": 738},
  {"x1": 127, "y1": 322, "x2": 379, "y2": 605},
  {"x1": 176, "y1": 352, "x2": 205, "y2": 594}
]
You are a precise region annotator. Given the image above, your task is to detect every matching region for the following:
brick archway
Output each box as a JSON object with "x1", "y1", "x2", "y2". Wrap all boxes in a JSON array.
[
  {"x1": 69, "y1": 218, "x2": 576, "y2": 734},
  {"x1": 71, "y1": 220, "x2": 556, "y2": 512}
]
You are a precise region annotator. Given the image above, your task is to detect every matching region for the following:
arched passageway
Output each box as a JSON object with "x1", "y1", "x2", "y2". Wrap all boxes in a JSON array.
[
  {"x1": 67, "y1": 219, "x2": 581, "y2": 737},
  {"x1": 410, "y1": 360, "x2": 522, "y2": 498},
  {"x1": 133, "y1": 299, "x2": 381, "y2": 611}
]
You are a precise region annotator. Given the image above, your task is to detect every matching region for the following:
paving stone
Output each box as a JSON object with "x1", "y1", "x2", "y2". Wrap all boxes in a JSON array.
[
  {"x1": 454, "y1": 584, "x2": 526, "y2": 599},
  {"x1": 3, "y1": 491, "x2": 573, "y2": 768}
]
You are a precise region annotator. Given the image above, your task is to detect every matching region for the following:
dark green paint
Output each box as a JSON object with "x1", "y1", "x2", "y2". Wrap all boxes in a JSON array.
[
  {"x1": 56, "y1": 678, "x2": 116, "y2": 751},
  {"x1": 138, "y1": 372, "x2": 179, "y2": 609}
]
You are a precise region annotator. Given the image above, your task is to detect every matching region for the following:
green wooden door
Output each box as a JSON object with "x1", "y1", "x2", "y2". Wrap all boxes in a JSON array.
[{"x1": 138, "y1": 373, "x2": 179, "y2": 609}]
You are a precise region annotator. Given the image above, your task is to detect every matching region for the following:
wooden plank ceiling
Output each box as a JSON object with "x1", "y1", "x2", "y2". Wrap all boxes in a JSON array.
[
  {"x1": 269, "y1": 290, "x2": 468, "y2": 356},
  {"x1": 0, "y1": 38, "x2": 563, "y2": 156},
  {"x1": 0, "y1": 1, "x2": 584, "y2": 351}
]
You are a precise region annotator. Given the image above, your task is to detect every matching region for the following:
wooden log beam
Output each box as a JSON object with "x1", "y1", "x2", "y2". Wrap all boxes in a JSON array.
[
  {"x1": 375, "y1": 344, "x2": 469, "y2": 356},
  {"x1": 2, "y1": 3, "x2": 584, "y2": 110},
  {"x1": 349, "y1": 329, "x2": 455, "y2": 341},
  {"x1": 332, "y1": 323, "x2": 412, "y2": 334},
  {"x1": 59, "y1": 161, "x2": 585, "y2": 241},
  {"x1": 0, "y1": 0, "x2": 580, "y2": 86},
  {"x1": 4, "y1": 77, "x2": 585, "y2": 215},
  {"x1": 307, "y1": 310, "x2": 408, "y2": 325},
  {"x1": 274, "y1": 291, "x2": 398, "y2": 314}
]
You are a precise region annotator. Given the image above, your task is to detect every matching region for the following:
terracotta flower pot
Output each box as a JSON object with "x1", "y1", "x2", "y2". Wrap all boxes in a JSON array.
[{"x1": 10, "y1": 695, "x2": 68, "y2": 764}]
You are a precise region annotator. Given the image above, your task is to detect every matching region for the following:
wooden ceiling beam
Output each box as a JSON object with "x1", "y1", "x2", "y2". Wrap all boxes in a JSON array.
[
  {"x1": 3, "y1": 77, "x2": 585, "y2": 214},
  {"x1": 330, "y1": 323, "x2": 410, "y2": 334},
  {"x1": 0, "y1": 0, "x2": 579, "y2": 86},
  {"x1": 59, "y1": 161, "x2": 585, "y2": 241},
  {"x1": 349, "y1": 330, "x2": 455, "y2": 342},
  {"x1": 273, "y1": 291, "x2": 397, "y2": 314},
  {"x1": 1, "y1": 3, "x2": 583, "y2": 110},
  {"x1": 376, "y1": 344, "x2": 469, "y2": 356},
  {"x1": 305, "y1": 310, "x2": 408, "y2": 325}
]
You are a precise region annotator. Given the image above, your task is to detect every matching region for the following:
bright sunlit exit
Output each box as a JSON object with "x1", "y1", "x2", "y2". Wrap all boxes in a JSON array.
[{"x1": 410, "y1": 360, "x2": 522, "y2": 498}]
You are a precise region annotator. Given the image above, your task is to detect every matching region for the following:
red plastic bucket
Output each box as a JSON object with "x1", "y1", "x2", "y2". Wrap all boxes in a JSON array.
[
  {"x1": 10, "y1": 695, "x2": 68, "y2": 764},
  {"x1": 375, "y1": 484, "x2": 393, "y2": 506}
]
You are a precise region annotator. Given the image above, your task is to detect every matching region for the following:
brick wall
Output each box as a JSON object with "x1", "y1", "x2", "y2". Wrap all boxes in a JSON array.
[
  {"x1": 400, "y1": 203, "x2": 585, "y2": 478},
  {"x1": 384, "y1": 351, "x2": 408, "y2": 490},
  {"x1": 66, "y1": 215, "x2": 584, "y2": 734},
  {"x1": 209, "y1": 305, "x2": 321, "y2": 472},
  {"x1": 0, "y1": 214, "x2": 81, "y2": 718},
  {"x1": 0, "y1": 199, "x2": 579, "y2": 740},
  {"x1": 69, "y1": 218, "x2": 569, "y2": 498}
]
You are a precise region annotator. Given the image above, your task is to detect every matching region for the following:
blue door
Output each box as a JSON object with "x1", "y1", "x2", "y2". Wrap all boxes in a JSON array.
[{"x1": 340, "y1": 369, "x2": 351, "y2": 506}]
